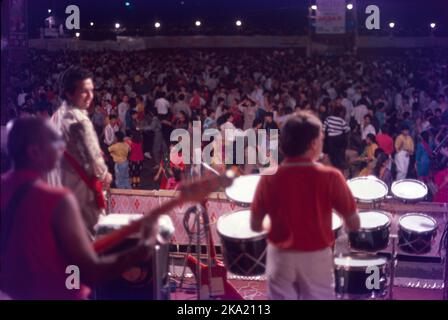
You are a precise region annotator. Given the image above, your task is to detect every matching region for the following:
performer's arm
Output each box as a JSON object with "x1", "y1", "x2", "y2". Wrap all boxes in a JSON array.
[
  {"x1": 330, "y1": 171, "x2": 360, "y2": 231},
  {"x1": 250, "y1": 177, "x2": 269, "y2": 232}
]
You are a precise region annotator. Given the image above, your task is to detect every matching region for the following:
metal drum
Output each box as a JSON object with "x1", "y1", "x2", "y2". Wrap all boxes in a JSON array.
[
  {"x1": 347, "y1": 176, "x2": 388, "y2": 203},
  {"x1": 217, "y1": 210, "x2": 267, "y2": 276},
  {"x1": 391, "y1": 179, "x2": 428, "y2": 202},
  {"x1": 94, "y1": 213, "x2": 174, "y2": 300},
  {"x1": 398, "y1": 213, "x2": 438, "y2": 254},
  {"x1": 334, "y1": 254, "x2": 388, "y2": 297},
  {"x1": 348, "y1": 211, "x2": 391, "y2": 252},
  {"x1": 225, "y1": 175, "x2": 260, "y2": 207}
]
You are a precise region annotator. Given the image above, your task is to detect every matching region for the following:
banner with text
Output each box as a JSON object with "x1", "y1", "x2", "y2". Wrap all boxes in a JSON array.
[{"x1": 316, "y1": 0, "x2": 346, "y2": 34}]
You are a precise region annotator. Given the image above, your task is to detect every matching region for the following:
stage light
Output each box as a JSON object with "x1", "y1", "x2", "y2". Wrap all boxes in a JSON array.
[
  {"x1": 311, "y1": 5, "x2": 317, "y2": 10},
  {"x1": 195, "y1": 20, "x2": 201, "y2": 27},
  {"x1": 125, "y1": 2, "x2": 131, "y2": 6},
  {"x1": 115, "y1": 23, "x2": 121, "y2": 29},
  {"x1": 90, "y1": 22, "x2": 94, "y2": 27},
  {"x1": 48, "y1": 9, "x2": 52, "y2": 14},
  {"x1": 75, "y1": 32, "x2": 80, "y2": 38},
  {"x1": 430, "y1": 22, "x2": 436, "y2": 29},
  {"x1": 155, "y1": 22, "x2": 161, "y2": 29},
  {"x1": 347, "y1": 3, "x2": 353, "y2": 10},
  {"x1": 389, "y1": 22, "x2": 395, "y2": 29},
  {"x1": 235, "y1": 20, "x2": 242, "y2": 27}
]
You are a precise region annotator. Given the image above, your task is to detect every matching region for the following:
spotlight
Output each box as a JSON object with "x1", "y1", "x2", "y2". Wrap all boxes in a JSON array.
[
  {"x1": 115, "y1": 23, "x2": 121, "y2": 29},
  {"x1": 389, "y1": 22, "x2": 395, "y2": 29},
  {"x1": 155, "y1": 22, "x2": 161, "y2": 29},
  {"x1": 75, "y1": 32, "x2": 80, "y2": 38},
  {"x1": 125, "y1": 1, "x2": 130, "y2": 6},
  {"x1": 430, "y1": 22, "x2": 436, "y2": 29},
  {"x1": 235, "y1": 20, "x2": 242, "y2": 27},
  {"x1": 347, "y1": 3, "x2": 353, "y2": 10},
  {"x1": 195, "y1": 20, "x2": 201, "y2": 27},
  {"x1": 48, "y1": 9, "x2": 52, "y2": 14},
  {"x1": 90, "y1": 22, "x2": 94, "y2": 27},
  {"x1": 311, "y1": 5, "x2": 317, "y2": 10}
]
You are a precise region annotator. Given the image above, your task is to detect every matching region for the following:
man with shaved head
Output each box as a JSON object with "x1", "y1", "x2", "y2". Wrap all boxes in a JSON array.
[{"x1": 0, "y1": 117, "x2": 151, "y2": 299}]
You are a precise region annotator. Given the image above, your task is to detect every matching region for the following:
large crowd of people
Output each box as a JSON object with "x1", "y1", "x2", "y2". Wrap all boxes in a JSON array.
[{"x1": 3, "y1": 48, "x2": 448, "y2": 201}]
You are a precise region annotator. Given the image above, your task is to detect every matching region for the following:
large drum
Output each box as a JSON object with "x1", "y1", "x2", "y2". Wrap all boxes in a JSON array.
[
  {"x1": 334, "y1": 254, "x2": 388, "y2": 297},
  {"x1": 94, "y1": 214, "x2": 174, "y2": 300},
  {"x1": 347, "y1": 176, "x2": 388, "y2": 203},
  {"x1": 348, "y1": 211, "x2": 391, "y2": 252},
  {"x1": 217, "y1": 210, "x2": 267, "y2": 276},
  {"x1": 225, "y1": 175, "x2": 260, "y2": 207},
  {"x1": 391, "y1": 179, "x2": 428, "y2": 202},
  {"x1": 398, "y1": 213, "x2": 438, "y2": 254}
]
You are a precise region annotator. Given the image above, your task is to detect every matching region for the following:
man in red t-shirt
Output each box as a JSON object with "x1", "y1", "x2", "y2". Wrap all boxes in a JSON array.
[
  {"x1": 251, "y1": 111, "x2": 360, "y2": 300},
  {"x1": 376, "y1": 125, "x2": 394, "y2": 156}
]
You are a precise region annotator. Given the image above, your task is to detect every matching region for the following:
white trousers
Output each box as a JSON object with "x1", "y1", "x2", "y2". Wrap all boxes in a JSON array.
[
  {"x1": 395, "y1": 150, "x2": 410, "y2": 180},
  {"x1": 266, "y1": 245, "x2": 335, "y2": 300}
]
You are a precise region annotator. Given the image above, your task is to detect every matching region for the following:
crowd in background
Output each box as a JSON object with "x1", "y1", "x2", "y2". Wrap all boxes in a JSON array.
[{"x1": 3, "y1": 48, "x2": 448, "y2": 201}]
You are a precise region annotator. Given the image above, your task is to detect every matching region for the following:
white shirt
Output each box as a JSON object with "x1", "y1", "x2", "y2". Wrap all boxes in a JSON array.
[
  {"x1": 104, "y1": 123, "x2": 119, "y2": 146},
  {"x1": 353, "y1": 104, "x2": 369, "y2": 126},
  {"x1": 117, "y1": 102, "x2": 128, "y2": 124},
  {"x1": 155, "y1": 98, "x2": 170, "y2": 115},
  {"x1": 361, "y1": 124, "x2": 376, "y2": 141},
  {"x1": 341, "y1": 98, "x2": 354, "y2": 122}
]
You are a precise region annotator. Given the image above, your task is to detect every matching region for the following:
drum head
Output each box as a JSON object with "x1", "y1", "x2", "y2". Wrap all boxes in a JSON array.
[
  {"x1": 332, "y1": 212, "x2": 343, "y2": 232},
  {"x1": 334, "y1": 254, "x2": 388, "y2": 268},
  {"x1": 347, "y1": 176, "x2": 388, "y2": 202},
  {"x1": 399, "y1": 213, "x2": 437, "y2": 233},
  {"x1": 391, "y1": 180, "x2": 428, "y2": 201},
  {"x1": 225, "y1": 175, "x2": 260, "y2": 205},
  {"x1": 217, "y1": 210, "x2": 267, "y2": 240},
  {"x1": 358, "y1": 211, "x2": 391, "y2": 230}
]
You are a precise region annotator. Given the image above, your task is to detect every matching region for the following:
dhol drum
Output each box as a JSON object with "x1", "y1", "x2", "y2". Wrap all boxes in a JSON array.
[
  {"x1": 347, "y1": 176, "x2": 388, "y2": 203},
  {"x1": 334, "y1": 254, "x2": 388, "y2": 297},
  {"x1": 332, "y1": 212, "x2": 343, "y2": 238},
  {"x1": 225, "y1": 175, "x2": 260, "y2": 207},
  {"x1": 398, "y1": 213, "x2": 438, "y2": 254},
  {"x1": 391, "y1": 179, "x2": 428, "y2": 202},
  {"x1": 349, "y1": 211, "x2": 391, "y2": 252},
  {"x1": 94, "y1": 213, "x2": 174, "y2": 300},
  {"x1": 217, "y1": 210, "x2": 267, "y2": 276}
]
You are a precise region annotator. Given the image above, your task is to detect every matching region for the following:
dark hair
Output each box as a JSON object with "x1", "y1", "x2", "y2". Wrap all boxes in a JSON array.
[
  {"x1": 131, "y1": 130, "x2": 143, "y2": 143},
  {"x1": 59, "y1": 67, "x2": 93, "y2": 100},
  {"x1": 380, "y1": 124, "x2": 389, "y2": 135},
  {"x1": 420, "y1": 131, "x2": 430, "y2": 143},
  {"x1": 109, "y1": 114, "x2": 117, "y2": 120},
  {"x1": 333, "y1": 106, "x2": 345, "y2": 118},
  {"x1": 364, "y1": 114, "x2": 372, "y2": 121},
  {"x1": 178, "y1": 93, "x2": 185, "y2": 101},
  {"x1": 373, "y1": 152, "x2": 389, "y2": 177},
  {"x1": 281, "y1": 112, "x2": 322, "y2": 157},
  {"x1": 115, "y1": 131, "x2": 125, "y2": 142},
  {"x1": 366, "y1": 133, "x2": 377, "y2": 143}
]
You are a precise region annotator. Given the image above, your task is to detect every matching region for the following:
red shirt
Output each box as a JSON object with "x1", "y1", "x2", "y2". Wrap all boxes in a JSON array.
[
  {"x1": 376, "y1": 133, "x2": 394, "y2": 156},
  {"x1": 1, "y1": 170, "x2": 90, "y2": 299},
  {"x1": 251, "y1": 157, "x2": 356, "y2": 251},
  {"x1": 129, "y1": 141, "x2": 144, "y2": 162}
]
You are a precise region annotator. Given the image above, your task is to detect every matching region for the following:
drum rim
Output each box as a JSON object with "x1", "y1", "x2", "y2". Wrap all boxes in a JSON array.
[
  {"x1": 356, "y1": 211, "x2": 392, "y2": 231},
  {"x1": 225, "y1": 174, "x2": 261, "y2": 205},
  {"x1": 391, "y1": 179, "x2": 428, "y2": 201},
  {"x1": 332, "y1": 212, "x2": 343, "y2": 231},
  {"x1": 347, "y1": 176, "x2": 389, "y2": 202},
  {"x1": 398, "y1": 213, "x2": 438, "y2": 234},
  {"x1": 334, "y1": 253, "x2": 388, "y2": 270},
  {"x1": 217, "y1": 209, "x2": 268, "y2": 241}
]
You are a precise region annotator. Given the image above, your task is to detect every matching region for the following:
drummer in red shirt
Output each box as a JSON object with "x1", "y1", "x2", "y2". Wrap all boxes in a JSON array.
[{"x1": 251, "y1": 111, "x2": 360, "y2": 300}]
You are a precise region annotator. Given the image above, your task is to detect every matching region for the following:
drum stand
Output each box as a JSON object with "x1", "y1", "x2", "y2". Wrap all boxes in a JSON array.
[{"x1": 388, "y1": 235, "x2": 398, "y2": 300}]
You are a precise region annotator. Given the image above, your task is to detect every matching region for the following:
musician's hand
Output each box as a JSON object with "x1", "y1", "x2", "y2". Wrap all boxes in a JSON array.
[
  {"x1": 102, "y1": 172, "x2": 113, "y2": 188},
  {"x1": 179, "y1": 176, "x2": 233, "y2": 202}
]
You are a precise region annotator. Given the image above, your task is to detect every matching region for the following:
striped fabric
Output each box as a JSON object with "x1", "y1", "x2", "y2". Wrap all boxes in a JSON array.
[{"x1": 323, "y1": 116, "x2": 350, "y2": 137}]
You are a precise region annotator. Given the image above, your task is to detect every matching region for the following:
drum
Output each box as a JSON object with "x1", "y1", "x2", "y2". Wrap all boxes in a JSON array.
[
  {"x1": 347, "y1": 176, "x2": 388, "y2": 203},
  {"x1": 332, "y1": 212, "x2": 343, "y2": 238},
  {"x1": 391, "y1": 179, "x2": 428, "y2": 202},
  {"x1": 334, "y1": 254, "x2": 388, "y2": 296},
  {"x1": 348, "y1": 211, "x2": 391, "y2": 252},
  {"x1": 398, "y1": 213, "x2": 438, "y2": 254},
  {"x1": 94, "y1": 213, "x2": 173, "y2": 300},
  {"x1": 225, "y1": 175, "x2": 260, "y2": 207},
  {"x1": 217, "y1": 210, "x2": 267, "y2": 276}
]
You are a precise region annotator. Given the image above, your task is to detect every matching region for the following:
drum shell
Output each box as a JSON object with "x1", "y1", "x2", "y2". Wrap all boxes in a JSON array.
[
  {"x1": 349, "y1": 226, "x2": 390, "y2": 252},
  {"x1": 218, "y1": 233, "x2": 267, "y2": 276},
  {"x1": 334, "y1": 260, "x2": 388, "y2": 295},
  {"x1": 398, "y1": 227, "x2": 436, "y2": 254}
]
